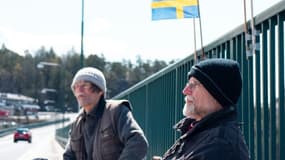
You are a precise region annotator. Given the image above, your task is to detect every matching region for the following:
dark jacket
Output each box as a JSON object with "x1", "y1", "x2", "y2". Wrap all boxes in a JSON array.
[
  {"x1": 162, "y1": 106, "x2": 249, "y2": 160},
  {"x1": 63, "y1": 98, "x2": 148, "y2": 160}
]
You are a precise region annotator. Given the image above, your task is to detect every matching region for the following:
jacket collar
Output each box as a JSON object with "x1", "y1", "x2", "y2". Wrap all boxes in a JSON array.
[{"x1": 174, "y1": 106, "x2": 237, "y2": 135}]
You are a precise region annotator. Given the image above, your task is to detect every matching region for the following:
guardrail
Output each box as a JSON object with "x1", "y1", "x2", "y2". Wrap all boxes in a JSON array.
[
  {"x1": 0, "y1": 118, "x2": 69, "y2": 137},
  {"x1": 55, "y1": 124, "x2": 70, "y2": 148}
]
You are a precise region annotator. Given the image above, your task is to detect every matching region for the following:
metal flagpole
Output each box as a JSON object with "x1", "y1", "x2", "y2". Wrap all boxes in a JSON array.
[
  {"x1": 193, "y1": 18, "x2": 198, "y2": 63},
  {"x1": 80, "y1": 0, "x2": 85, "y2": 68},
  {"x1": 243, "y1": 0, "x2": 253, "y2": 59},
  {"x1": 243, "y1": 0, "x2": 248, "y2": 36},
  {"x1": 197, "y1": 0, "x2": 205, "y2": 59},
  {"x1": 250, "y1": 0, "x2": 256, "y2": 56}
]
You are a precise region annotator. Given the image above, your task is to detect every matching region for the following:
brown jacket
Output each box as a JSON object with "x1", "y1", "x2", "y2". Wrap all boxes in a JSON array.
[{"x1": 63, "y1": 99, "x2": 148, "y2": 160}]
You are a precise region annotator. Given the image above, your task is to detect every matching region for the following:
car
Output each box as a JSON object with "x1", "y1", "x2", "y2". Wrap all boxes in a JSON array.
[{"x1": 13, "y1": 128, "x2": 32, "y2": 143}]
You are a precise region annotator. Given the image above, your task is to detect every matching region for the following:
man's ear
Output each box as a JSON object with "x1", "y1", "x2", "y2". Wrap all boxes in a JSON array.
[{"x1": 98, "y1": 90, "x2": 104, "y2": 97}]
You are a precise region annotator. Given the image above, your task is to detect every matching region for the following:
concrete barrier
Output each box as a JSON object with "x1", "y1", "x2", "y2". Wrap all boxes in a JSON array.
[{"x1": 0, "y1": 118, "x2": 69, "y2": 137}]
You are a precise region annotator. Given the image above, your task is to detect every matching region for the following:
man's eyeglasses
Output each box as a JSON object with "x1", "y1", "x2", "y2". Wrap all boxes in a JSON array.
[
  {"x1": 185, "y1": 81, "x2": 201, "y2": 91},
  {"x1": 73, "y1": 82, "x2": 93, "y2": 91}
]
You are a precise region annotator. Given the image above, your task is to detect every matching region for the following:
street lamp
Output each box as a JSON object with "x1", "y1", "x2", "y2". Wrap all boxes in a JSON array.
[
  {"x1": 37, "y1": 61, "x2": 66, "y2": 127},
  {"x1": 41, "y1": 88, "x2": 57, "y2": 94},
  {"x1": 37, "y1": 62, "x2": 59, "y2": 69},
  {"x1": 37, "y1": 61, "x2": 65, "y2": 110},
  {"x1": 41, "y1": 88, "x2": 57, "y2": 111}
]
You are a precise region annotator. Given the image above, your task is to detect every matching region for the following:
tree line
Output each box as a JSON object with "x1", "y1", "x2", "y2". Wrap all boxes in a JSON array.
[{"x1": 0, "y1": 44, "x2": 173, "y2": 112}]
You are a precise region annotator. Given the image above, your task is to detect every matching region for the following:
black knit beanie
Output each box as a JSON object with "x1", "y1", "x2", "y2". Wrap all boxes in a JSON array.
[{"x1": 187, "y1": 58, "x2": 242, "y2": 107}]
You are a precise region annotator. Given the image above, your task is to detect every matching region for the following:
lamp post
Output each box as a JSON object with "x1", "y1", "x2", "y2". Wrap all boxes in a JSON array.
[
  {"x1": 37, "y1": 62, "x2": 59, "y2": 69},
  {"x1": 41, "y1": 88, "x2": 57, "y2": 111},
  {"x1": 37, "y1": 61, "x2": 60, "y2": 106},
  {"x1": 37, "y1": 62, "x2": 60, "y2": 94},
  {"x1": 37, "y1": 61, "x2": 65, "y2": 125}
]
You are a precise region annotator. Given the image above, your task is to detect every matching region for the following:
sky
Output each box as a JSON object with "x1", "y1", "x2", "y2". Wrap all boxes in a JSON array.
[{"x1": 0, "y1": 0, "x2": 283, "y2": 62}]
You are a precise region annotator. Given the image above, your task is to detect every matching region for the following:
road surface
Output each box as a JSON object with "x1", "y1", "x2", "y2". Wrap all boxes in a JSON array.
[{"x1": 0, "y1": 124, "x2": 64, "y2": 160}]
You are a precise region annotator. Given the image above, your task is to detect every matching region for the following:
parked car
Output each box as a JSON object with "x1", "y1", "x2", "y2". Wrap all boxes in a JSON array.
[{"x1": 13, "y1": 128, "x2": 32, "y2": 143}]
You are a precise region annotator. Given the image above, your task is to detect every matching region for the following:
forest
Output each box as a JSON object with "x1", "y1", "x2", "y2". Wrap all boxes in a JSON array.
[{"x1": 0, "y1": 44, "x2": 173, "y2": 112}]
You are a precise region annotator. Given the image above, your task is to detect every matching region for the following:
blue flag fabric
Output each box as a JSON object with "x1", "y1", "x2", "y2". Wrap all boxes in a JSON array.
[{"x1": 151, "y1": 0, "x2": 199, "y2": 20}]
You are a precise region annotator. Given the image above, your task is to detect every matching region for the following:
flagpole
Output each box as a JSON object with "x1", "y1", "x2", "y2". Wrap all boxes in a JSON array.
[
  {"x1": 80, "y1": 0, "x2": 85, "y2": 68},
  {"x1": 193, "y1": 19, "x2": 198, "y2": 63},
  {"x1": 250, "y1": 0, "x2": 256, "y2": 56},
  {"x1": 243, "y1": 0, "x2": 248, "y2": 33},
  {"x1": 197, "y1": 0, "x2": 205, "y2": 59},
  {"x1": 243, "y1": 0, "x2": 252, "y2": 59}
]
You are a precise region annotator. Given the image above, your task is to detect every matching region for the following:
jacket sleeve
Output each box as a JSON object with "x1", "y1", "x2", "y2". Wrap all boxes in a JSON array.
[{"x1": 114, "y1": 105, "x2": 149, "y2": 160}]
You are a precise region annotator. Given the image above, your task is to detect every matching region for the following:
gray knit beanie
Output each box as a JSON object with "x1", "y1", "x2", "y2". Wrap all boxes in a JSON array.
[
  {"x1": 71, "y1": 67, "x2": 107, "y2": 94},
  {"x1": 187, "y1": 58, "x2": 242, "y2": 107}
]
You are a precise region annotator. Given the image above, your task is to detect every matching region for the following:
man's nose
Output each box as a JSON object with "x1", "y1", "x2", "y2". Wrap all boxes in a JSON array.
[{"x1": 182, "y1": 85, "x2": 191, "y2": 95}]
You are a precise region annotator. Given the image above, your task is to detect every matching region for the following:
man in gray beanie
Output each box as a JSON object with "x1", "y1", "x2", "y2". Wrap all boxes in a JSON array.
[
  {"x1": 161, "y1": 58, "x2": 249, "y2": 160},
  {"x1": 63, "y1": 67, "x2": 148, "y2": 160}
]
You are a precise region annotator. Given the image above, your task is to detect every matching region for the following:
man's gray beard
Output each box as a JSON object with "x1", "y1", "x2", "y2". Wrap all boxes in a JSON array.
[{"x1": 183, "y1": 103, "x2": 195, "y2": 118}]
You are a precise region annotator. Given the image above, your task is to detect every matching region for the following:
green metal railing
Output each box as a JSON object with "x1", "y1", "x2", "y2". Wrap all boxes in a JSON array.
[{"x1": 113, "y1": 1, "x2": 285, "y2": 159}]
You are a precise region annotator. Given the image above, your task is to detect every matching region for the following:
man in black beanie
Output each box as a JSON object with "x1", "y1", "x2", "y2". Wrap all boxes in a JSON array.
[{"x1": 161, "y1": 58, "x2": 250, "y2": 160}]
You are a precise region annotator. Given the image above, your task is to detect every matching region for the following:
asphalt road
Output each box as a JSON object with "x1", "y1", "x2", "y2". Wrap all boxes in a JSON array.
[{"x1": 0, "y1": 124, "x2": 64, "y2": 160}]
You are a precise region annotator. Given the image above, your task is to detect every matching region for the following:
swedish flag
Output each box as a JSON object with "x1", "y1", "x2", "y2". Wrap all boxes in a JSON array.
[{"x1": 151, "y1": 0, "x2": 199, "y2": 20}]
